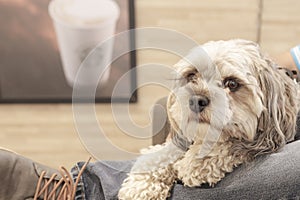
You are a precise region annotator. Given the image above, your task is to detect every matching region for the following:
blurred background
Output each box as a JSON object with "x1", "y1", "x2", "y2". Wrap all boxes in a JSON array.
[{"x1": 0, "y1": 0, "x2": 299, "y2": 168}]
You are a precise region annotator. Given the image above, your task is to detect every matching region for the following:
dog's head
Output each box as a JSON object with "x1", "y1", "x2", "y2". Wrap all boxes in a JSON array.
[{"x1": 167, "y1": 39, "x2": 299, "y2": 158}]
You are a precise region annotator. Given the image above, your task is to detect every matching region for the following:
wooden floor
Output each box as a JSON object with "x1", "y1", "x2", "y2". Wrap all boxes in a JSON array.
[{"x1": 1, "y1": 0, "x2": 299, "y2": 169}]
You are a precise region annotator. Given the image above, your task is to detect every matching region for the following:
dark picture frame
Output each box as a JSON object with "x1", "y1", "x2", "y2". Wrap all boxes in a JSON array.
[{"x1": 0, "y1": 0, "x2": 137, "y2": 103}]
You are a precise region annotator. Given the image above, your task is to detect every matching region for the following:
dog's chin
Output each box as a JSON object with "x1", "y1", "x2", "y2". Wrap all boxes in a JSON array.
[
  {"x1": 180, "y1": 112, "x2": 211, "y2": 142},
  {"x1": 181, "y1": 121, "x2": 210, "y2": 143}
]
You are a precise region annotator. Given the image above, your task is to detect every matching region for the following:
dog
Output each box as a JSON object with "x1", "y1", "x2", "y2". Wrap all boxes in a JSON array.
[{"x1": 118, "y1": 39, "x2": 300, "y2": 200}]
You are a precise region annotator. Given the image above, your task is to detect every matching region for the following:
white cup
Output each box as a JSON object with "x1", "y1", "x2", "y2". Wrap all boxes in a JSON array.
[{"x1": 48, "y1": 0, "x2": 120, "y2": 87}]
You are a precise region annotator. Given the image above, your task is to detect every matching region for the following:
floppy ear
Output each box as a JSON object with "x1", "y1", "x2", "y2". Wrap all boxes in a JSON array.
[
  {"x1": 166, "y1": 93, "x2": 180, "y2": 138},
  {"x1": 253, "y1": 57, "x2": 299, "y2": 156}
]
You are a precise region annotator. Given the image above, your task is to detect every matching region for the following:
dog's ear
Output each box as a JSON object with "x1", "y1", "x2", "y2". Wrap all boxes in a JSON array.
[
  {"x1": 253, "y1": 57, "x2": 299, "y2": 156},
  {"x1": 166, "y1": 93, "x2": 180, "y2": 136}
]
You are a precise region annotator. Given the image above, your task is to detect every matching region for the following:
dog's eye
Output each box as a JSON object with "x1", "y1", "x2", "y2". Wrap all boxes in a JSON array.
[
  {"x1": 224, "y1": 78, "x2": 240, "y2": 92},
  {"x1": 186, "y1": 72, "x2": 196, "y2": 82}
]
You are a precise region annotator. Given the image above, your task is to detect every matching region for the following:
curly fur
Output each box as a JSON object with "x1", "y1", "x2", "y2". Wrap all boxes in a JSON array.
[{"x1": 118, "y1": 39, "x2": 300, "y2": 200}]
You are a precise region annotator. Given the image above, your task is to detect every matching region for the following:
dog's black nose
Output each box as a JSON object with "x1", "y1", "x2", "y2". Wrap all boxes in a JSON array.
[{"x1": 189, "y1": 95, "x2": 210, "y2": 113}]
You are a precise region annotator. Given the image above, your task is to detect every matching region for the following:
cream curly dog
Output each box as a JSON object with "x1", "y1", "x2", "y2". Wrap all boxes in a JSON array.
[{"x1": 118, "y1": 39, "x2": 300, "y2": 200}]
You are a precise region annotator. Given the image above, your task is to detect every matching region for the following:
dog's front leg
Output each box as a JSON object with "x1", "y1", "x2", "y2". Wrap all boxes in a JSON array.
[
  {"x1": 174, "y1": 141, "x2": 242, "y2": 187},
  {"x1": 118, "y1": 141, "x2": 185, "y2": 200}
]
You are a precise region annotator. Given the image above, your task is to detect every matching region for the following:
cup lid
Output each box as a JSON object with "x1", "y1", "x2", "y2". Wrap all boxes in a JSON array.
[{"x1": 49, "y1": 0, "x2": 120, "y2": 28}]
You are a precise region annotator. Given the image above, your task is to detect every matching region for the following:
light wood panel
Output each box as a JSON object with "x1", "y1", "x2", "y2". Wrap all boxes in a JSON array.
[
  {"x1": 260, "y1": 0, "x2": 300, "y2": 55},
  {"x1": 135, "y1": 0, "x2": 259, "y2": 43}
]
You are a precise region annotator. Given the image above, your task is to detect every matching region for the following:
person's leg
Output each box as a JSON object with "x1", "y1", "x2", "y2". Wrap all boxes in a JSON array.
[
  {"x1": 0, "y1": 147, "x2": 129, "y2": 200},
  {"x1": 71, "y1": 160, "x2": 134, "y2": 200}
]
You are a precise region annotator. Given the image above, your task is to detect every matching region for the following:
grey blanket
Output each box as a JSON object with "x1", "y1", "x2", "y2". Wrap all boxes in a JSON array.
[{"x1": 75, "y1": 140, "x2": 300, "y2": 200}]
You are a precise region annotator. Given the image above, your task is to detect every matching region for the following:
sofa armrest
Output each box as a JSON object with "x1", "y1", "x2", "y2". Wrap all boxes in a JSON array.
[{"x1": 152, "y1": 97, "x2": 170, "y2": 145}]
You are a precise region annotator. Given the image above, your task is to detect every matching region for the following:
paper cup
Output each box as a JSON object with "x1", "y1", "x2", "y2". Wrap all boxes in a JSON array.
[{"x1": 48, "y1": 0, "x2": 120, "y2": 87}]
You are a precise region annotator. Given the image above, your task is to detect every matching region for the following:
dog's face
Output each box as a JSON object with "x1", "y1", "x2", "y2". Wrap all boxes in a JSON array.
[{"x1": 168, "y1": 39, "x2": 299, "y2": 156}]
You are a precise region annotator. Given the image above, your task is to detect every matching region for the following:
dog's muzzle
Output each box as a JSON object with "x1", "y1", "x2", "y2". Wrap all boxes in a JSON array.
[{"x1": 189, "y1": 95, "x2": 210, "y2": 113}]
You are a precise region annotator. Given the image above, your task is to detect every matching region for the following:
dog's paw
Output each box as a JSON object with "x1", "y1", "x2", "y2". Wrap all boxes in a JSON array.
[
  {"x1": 174, "y1": 158, "x2": 208, "y2": 187},
  {"x1": 118, "y1": 168, "x2": 175, "y2": 200},
  {"x1": 118, "y1": 174, "x2": 170, "y2": 200},
  {"x1": 178, "y1": 168, "x2": 218, "y2": 187},
  {"x1": 175, "y1": 156, "x2": 226, "y2": 187}
]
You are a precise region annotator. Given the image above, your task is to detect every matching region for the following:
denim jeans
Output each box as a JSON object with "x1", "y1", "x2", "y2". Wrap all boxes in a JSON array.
[
  {"x1": 71, "y1": 160, "x2": 134, "y2": 200},
  {"x1": 71, "y1": 140, "x2": 300, "y2": 200}
]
